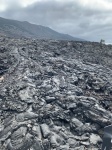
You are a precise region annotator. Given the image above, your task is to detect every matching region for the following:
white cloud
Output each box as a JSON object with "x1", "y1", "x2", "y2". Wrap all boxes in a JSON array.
[
  {"x1": 0, "y1": 0, "x2": 20, "y2": 11},
  {"x1": 78, "y1": 0, "x2": 112, "y2": 11},
  {"x1": 0, "y1": 0, "x2": 8, "y2": 11},
  {"x1": 0, "y1": 0, "x2": 39, "y2": 10},
  {"x1": 1, "y1": 0, "x2": 112, "y2": 11},
  {"x1": 20, "y1": 0, "x2": 39, "y2": 7},
  {"x1": 50, "y1": 0, "x2": 112, "y2": 11},
  {"x1": 0, "y1": 4, "x2": 7, "y2": 11},
  {"x1": 0, "y1": 0, "x2": 112, "y2": 42}
]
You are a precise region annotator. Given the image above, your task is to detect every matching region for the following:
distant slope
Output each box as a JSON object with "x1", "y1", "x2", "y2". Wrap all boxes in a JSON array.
[{"x1": 0, "y1": 17, "x2": 84, "y2": 41}]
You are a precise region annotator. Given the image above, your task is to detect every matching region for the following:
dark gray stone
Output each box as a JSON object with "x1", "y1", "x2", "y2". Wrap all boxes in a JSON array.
[{"x1": 0, "y1": 36, "x2": 112, "y2": 150}]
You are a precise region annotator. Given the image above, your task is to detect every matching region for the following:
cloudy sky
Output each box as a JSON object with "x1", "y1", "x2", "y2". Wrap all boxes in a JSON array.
[{"x1": 0, "y1": 0, "x2": 112, "y2": 42}]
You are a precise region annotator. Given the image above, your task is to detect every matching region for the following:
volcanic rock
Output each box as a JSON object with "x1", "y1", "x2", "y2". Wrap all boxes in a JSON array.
[{"x1": 0, "y1": 35, "x2": 112, "y2": 149}]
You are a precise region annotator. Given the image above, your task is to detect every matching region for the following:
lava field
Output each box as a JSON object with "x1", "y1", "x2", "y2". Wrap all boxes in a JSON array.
[{"x1": 0, "y1": 35, "x2": 112, "y2": 150}]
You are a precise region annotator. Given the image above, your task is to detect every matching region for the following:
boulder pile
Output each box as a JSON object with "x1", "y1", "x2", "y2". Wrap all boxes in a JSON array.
[{"x1": 0, "y1": 36, "x2": 112, "y2": 150}]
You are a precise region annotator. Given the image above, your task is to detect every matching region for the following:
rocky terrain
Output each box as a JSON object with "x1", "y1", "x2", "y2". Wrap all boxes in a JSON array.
[{"x1": 0, "y1": 35, "x2": 112, "y2": 150}]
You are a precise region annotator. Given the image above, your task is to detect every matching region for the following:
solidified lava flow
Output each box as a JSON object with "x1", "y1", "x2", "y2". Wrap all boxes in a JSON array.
[{"x1": 0, "y1": 35, "x2": 112, "y2": 150}]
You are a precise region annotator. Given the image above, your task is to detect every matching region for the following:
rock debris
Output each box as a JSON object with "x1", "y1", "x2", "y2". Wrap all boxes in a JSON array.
[{"x1": 0, "y1": 35, "x2": 112, "y2": 150}]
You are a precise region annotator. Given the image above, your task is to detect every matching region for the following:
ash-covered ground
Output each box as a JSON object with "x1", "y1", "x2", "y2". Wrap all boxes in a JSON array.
[{"x1": 0, "y1": 35, "x2": 112, "y2": 150}]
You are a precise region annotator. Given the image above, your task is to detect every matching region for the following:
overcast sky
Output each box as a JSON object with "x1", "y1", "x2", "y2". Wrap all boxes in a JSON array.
[{"x1": 0, "y1": 0, "x2": 112, "y2": 42}]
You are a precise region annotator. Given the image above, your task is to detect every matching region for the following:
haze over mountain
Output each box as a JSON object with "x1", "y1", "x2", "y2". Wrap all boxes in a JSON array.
[{"x1": 0, "y1": 17, "x2": 83, "y2": 41}]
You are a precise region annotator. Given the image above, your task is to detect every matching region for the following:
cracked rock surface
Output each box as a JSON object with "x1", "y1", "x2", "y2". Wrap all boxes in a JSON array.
[{"x1": 0, "y1": 35, "x2": 112, "y2": 150}]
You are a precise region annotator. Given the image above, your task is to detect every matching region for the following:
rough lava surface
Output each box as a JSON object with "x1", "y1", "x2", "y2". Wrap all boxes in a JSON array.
[{"x1": 0, "y1": 35, "x2": 112, "y2": 150}]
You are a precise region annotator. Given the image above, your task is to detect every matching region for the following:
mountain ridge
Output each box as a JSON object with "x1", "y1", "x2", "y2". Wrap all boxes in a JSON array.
[{"x1": 0, "y1": 17, "x2": 84, "y2": 41}]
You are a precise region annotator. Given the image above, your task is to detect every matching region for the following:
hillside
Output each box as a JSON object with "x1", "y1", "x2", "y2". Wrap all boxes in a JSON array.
[{"x1": 0, "y1": 17, "x2": 83, "y2": 41}]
